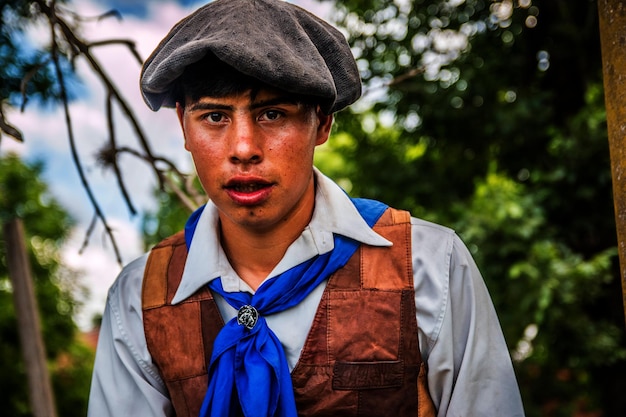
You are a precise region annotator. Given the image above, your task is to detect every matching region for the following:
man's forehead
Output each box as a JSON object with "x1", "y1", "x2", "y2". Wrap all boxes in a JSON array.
[
  {"x1": 188, "y1": 88, "x2": 302, "y2": 106},
  {"x1": 185, "y1": 88, "x2": 304, "y2": 110}
]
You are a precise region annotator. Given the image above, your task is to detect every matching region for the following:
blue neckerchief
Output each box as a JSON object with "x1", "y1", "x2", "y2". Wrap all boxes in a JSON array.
[{"x1": 185, "y1": 198, "x2": 388, "y2": 417}]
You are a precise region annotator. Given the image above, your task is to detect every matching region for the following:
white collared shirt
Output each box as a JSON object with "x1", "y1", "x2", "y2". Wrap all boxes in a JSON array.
[{"x1": 88, "y1": 169, "x2": 525, "y2": 417}]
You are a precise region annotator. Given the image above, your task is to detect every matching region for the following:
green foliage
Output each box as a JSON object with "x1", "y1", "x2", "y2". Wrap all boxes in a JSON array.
[
  {"x1": 0, "y1": 154, "x2": 93, "y2": 417},
  {"x1": 451, "y1": 167, "x2": 623, "y2": 415},
  {"x1": 0, "y1": 0, "x2": 69, "y2": 108},
  {"x1": 142, "y1": 0, "x2": 624, "y2": 414},
  {"x1": 141, "y1": 174, "x2": 205, "y2": 250},
  {"x1": 324, "y1": 0, "x2": 625, "y2": 414}
]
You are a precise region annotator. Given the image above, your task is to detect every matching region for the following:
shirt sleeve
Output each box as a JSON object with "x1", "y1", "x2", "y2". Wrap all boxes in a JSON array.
[
  {"x1": 87, "y1": 254, "x2": 174, "y2": 417},
  {"x1": 411, "y1": 219, "x2": 525, "y2": 416}
]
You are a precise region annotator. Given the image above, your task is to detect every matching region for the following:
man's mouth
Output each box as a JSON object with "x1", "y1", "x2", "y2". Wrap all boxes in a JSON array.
[
  {"x1": 224, "y1": 178, "x2": 274, "y2": 205},
  {"x1": 226, "y1": 182, "x2": 270, "y2": 193}
]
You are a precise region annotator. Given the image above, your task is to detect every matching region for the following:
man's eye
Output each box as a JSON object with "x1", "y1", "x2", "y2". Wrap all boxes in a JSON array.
[
  {"x1": 206, "y1": 112, "x2": 223, "y2": 122},
  {"x1": 263, "y1": 110, "x2": 282, "y2": 121}
]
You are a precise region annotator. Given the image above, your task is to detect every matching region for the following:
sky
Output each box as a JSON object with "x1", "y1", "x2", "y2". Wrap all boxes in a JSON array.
[{"x1": 2, "y1": 0, "x2": 332, "y2": 329}]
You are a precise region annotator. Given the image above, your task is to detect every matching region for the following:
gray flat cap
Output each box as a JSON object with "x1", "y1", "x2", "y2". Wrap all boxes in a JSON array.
[{"x1": 140, "y1": 0, "x2": 361, "y2": 114}]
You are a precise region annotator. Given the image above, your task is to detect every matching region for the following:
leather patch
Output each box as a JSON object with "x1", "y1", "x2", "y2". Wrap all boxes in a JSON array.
[
  {"x1": 361, "y1": 212, "x2": 412, "y2": 291},
  {"x1": 144, "y1": 301, "x2": 207, "y2": 381},
  {"x1": 333, "y1": 361, "x2": 404, "y2": 390},
  {"x1": 328, "y1": 290, "x2": 402, "y2": 361},
  {"x1": 142, "y1": 245, "x2": 173, "y2": 309}
]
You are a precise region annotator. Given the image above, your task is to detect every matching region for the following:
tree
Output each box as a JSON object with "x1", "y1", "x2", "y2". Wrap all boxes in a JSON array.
[
  {"x1": 0, "y1": 153, "x2": 93, "y2": 417},
  {"x1": 5, "y1": 0, "x2": 621, "y2": 414},
  {"x1": 1, "y1": 0, "x2": 202, "y2": 264},
  {"x1": 139, "y1": 1, "x2": 625, "y2": 413},
  {"x1": 322, "y1": 0, "x2": 625, "y2": 414}
]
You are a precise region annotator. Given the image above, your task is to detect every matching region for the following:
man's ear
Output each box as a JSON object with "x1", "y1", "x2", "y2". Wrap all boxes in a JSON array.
[
  {"x1": 315, "y1": 108, "x2": 334, "y2": 146},
  {"x1": 176, "y1": 102, "x2": 185, "y2": 129},
  {"x1": 176, "y1": 102, "x2": 189, "y2": 149}
]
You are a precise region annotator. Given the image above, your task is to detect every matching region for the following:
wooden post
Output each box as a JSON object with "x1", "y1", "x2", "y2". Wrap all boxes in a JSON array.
[
  {"x1": 598, "y1": 0, "x2": 626, "y2": 325},
  {"x1": 3, "y1": 218, "x2": 58, "y2": 417}
]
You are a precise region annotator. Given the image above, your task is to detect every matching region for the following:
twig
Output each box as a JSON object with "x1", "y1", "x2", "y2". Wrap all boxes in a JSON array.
[
  {"x1": 111, "y1": 146, "x2": 205, "y2": 211},
  {"x1": 0, "y1": 103, "x2": 24, "y2": 142},
  {"x1": 20, "y1": 59, "x2": 51, "y2": 112},
  {"x1": 7, "y1": 0, "x2": 202, "y2": 263},
  {"x1": 88, "y1": 40, "x2": 142, "y2": 64},
  {"x1": 47, "y1": 13, "x2": 123, "y2": 264},
  {"x1": 105, "y1": 91, "x2": 137, "y2": 216},
  {"x1": 78, "y1": 213, "x2": 98, "y2": 255}
]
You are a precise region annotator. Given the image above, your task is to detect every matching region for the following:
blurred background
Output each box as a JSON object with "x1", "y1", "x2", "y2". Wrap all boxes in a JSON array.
[{"x1": 0, "y1": 0, "x2": 623, "y2": 416}]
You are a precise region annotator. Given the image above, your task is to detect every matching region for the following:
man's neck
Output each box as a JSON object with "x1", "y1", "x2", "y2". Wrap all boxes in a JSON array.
[
  {"x1": 218, "y1": 187, "x2": 316, "y2": 291},
  {"x1": 219, "y1": 229, "x2": 297, "y2": 290}
]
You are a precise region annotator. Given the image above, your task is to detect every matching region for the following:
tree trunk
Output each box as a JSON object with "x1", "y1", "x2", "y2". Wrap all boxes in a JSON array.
[
  {"x1": 598, "y1": 0, "x2": 626, "y2": 327},
  {"x1": 3, "y1": 218, "x2": 58, "y2": 417}
]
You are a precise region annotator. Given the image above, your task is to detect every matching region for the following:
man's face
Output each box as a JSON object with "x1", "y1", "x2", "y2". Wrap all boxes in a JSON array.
[{"x1": 177, "y1": 88, "x2": 332, "y2": 235}]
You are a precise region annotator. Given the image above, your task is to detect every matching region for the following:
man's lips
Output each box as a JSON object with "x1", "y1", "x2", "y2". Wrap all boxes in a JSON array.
[{"x1": 224, "y1": 177, "x2": 274, "y2": 205}]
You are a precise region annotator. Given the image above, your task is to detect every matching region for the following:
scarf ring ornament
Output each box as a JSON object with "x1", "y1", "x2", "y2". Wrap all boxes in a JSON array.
[{"x1": 184, "y1": 198, "x2": 388, "y2": 417}]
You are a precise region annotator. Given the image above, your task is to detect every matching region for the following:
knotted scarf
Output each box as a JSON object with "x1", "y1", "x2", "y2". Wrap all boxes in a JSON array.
[{"x1": 184, "y1": 198, "x2": 388, "y2": 417}]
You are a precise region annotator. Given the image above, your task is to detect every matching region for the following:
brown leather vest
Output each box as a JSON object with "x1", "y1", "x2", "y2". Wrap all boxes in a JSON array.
[{"x1": 142, "y1": 207, "x2": 436, "y2": 417}]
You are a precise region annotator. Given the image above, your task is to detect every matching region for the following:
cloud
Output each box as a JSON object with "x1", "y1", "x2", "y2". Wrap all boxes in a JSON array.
[
  {"x1": 62, "y1": 217, "x2": 143, "y2": 330},
  {"x1": 4, "y1": 0, "x2": 198, "y2": 328},
  {"x1": 6, "y1": 0, "x2": 339, "y2": 329}
]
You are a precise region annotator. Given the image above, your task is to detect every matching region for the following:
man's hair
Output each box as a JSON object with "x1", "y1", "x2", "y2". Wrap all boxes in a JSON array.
[
  {"x1": 173, "y1": 54, "x2": 317, "y2": 108},
  {"x1": 173, "y1": 55, "x2": 263, "y2": 104}
]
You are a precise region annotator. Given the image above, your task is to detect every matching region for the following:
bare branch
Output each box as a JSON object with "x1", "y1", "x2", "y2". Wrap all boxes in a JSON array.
[
  {"x1": 96, "y1": 10, "x2": 123, "y2": 22},
  {"x1": 361, "y1": 66, "x2": 426, "y2": 100},
  {"x1": 34, "y1": 0, "x2": 162, "y2": 189},
  {"x1": 162, "y1": 174, "x2": 202, "y2": 213},
  {"x1": 47, "y1": 14, "x2": 123, "y2": 265},
  {"x1": 104, "y1": 92, "x2": 137, "y2": 216},
  {"x1": 388, "y1": 66, "x2": 426, "y2": 86},
  {"x1": 0, "y1": 103, "x2": 24, "y2": 142},
  {"x1": 0, "y1": 0, "x2": 202, "y2": 262},
  {"x1": 109, "y1": 145, "x2": 205, "y2": 211},
  {"x1": 56, "y1": 5, "x2": 123, "y2": 23},
  {"x1": 87, "y1": 40, "x2": 142, "y2": 65},
  {"x1": 78, "y1": 213, "x2": 98, "y2": 255}
]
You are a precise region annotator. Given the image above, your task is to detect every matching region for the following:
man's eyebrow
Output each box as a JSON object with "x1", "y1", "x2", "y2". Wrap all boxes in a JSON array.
[
  {"x1": 186, "y1": 96, "x2": 300, "y2": 112},
  {"x1": 187, "y1": 102, "x2": 233, "y2": 112},
  {"x1": 249, "y1": 96, "x2": 300, "y2": 110}
]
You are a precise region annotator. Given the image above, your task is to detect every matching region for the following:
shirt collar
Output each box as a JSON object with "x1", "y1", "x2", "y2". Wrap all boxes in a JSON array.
[{"x1": 171, "y1": 168, "x2": 391, "y2": 304}]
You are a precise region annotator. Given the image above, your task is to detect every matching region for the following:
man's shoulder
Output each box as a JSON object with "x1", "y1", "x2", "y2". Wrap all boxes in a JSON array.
[
  {"x1": 407, "y1": 215, "x2": 459, "y2": 262},
  {"x1": 110, "y1": 253, "x2": 150, "y2": 295},
  {"x1": 151, "y1": 230, "x2": 186, "y2": 250},
  {"x1": 409, "y1": 216, "x2": 455, "y2": 237}
]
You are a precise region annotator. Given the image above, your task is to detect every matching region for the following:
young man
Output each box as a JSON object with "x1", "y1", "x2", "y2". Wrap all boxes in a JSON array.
[{"x1": 88, "y1": 0, "x2": 525, "y2": 416}]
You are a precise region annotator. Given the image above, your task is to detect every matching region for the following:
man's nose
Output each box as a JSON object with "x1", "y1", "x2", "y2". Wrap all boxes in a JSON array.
[{"x1": 229, "y1": 119, "x2": 262, "y2": 164}]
